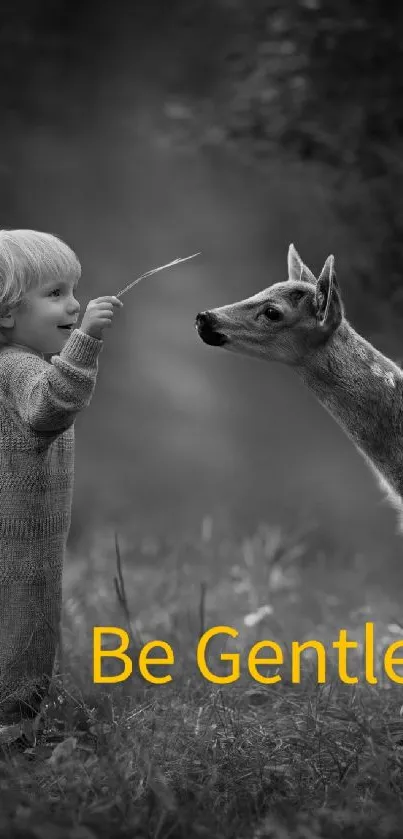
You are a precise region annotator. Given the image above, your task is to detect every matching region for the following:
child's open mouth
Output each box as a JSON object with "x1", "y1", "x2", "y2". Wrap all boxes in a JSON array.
[{"x1": 58, "y1": 325, "x2": 73, "y2": 330}]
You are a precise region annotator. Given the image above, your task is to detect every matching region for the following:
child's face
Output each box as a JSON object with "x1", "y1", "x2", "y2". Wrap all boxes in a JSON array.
[{"x1": 10, "y1": 275, "x2": 81, "y2": 355}]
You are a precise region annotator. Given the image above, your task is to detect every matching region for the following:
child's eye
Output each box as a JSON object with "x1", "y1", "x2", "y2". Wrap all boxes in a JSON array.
[{"x1": 49, "y1": 289, "x2": 61, "y2": 297}]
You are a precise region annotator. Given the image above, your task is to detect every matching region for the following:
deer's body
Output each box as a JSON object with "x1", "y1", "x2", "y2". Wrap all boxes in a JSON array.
[
  {"x1": 195, "y1": 245, "x2": 403, "y2": 533},
  {"x1": 296, "y1": 319, "x2": 403, "y2": 527}
]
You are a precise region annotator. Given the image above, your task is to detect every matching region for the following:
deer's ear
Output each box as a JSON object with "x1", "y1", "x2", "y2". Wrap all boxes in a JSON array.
[
  {"x1": 300, "y1": 264, "x2": 317, "y2": 285},
  {"x1": 315, "y1": 255, "x2": 343, "y2": 329},
  {"x1": 287, "y1": 244, "x2": 303, "y2": 282},
  {"x1": 287, "y1": 244, "x2": 316, "y2": 285}
]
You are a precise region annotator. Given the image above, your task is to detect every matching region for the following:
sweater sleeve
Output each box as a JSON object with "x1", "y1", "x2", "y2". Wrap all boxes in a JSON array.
[{"x1": 4, "y1": 329, "x2": 104, "y2": 433}]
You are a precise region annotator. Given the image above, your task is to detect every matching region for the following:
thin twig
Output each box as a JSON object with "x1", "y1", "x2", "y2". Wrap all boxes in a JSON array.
[
  {"x1": 115, "y1": 252, "x2": 201, "y2": 298},
  {"x1": 113, "y1": 531, "x2": 144, "y2": 649},
  {"x1": 199, "y1": 581, "x2": 206, "y2": 637}
]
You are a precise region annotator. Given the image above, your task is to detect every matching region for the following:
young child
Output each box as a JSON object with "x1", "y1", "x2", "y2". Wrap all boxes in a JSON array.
[{"x1": 0, "y1": 229, "x2": 123, "y2": 753}]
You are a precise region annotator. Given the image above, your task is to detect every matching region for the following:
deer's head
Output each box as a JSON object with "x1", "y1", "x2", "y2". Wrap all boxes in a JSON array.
[{"x1": 195, "y1": 245, "x2": 345, "y2": 365}]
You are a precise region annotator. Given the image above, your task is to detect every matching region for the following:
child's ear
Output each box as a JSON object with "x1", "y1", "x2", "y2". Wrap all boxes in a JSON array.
[{"x1": 0, "y1": 313, "x2": 15, "y2": 329}]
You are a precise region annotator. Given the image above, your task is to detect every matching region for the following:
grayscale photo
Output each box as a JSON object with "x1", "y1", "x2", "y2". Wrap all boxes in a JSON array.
[{"x1": 1, "y1": 1, "x2": 403, "y2": 836}]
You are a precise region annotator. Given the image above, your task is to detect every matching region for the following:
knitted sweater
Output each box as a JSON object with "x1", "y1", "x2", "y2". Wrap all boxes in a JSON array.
[{"x1": 0, "y1": 328, "x2": 103, "y2": 722}]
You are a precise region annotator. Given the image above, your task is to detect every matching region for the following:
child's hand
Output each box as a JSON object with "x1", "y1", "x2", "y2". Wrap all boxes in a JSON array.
[{"x1": 80, "y1": 296, "x2": 123, "y2": 340}]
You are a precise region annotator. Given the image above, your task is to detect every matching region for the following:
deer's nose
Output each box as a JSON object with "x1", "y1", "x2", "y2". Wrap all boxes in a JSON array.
[
  {"x1": 195, "y1": 310, "x2": 228, "y2": 346},
  {"x1": 195, "y1": 311, "x2": 217, "y2": 330}
]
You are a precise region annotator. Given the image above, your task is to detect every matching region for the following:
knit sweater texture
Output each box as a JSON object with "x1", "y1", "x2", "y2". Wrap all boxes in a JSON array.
[{"x1": 0, "y1": 328, "x2": 103, "y2": 723}]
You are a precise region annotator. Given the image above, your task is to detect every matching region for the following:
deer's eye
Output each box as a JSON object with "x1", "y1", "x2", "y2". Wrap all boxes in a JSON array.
[{"x1": 262, "y1": 306, "x2": 282, "y2": 322}]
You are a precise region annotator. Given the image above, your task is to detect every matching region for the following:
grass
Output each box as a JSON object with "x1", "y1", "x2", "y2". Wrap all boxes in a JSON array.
[{"x1": 2, "y1": 518, "x2": 403, "y2": 838}]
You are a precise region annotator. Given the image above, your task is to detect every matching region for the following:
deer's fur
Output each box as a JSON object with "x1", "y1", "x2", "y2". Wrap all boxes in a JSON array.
[{"x1": 195, "y1": 245, "x2": 403, "y2": 533}]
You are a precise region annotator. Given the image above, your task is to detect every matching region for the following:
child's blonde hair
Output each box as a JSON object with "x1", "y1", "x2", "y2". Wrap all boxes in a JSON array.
[{"x1": 0, "y1": 229, "x2": 81, "y2": 318}]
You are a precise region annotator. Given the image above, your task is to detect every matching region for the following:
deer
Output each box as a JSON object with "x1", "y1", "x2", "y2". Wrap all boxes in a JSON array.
[{"x1": 195, "y1": 244, "x2": 403, "y2": 534}]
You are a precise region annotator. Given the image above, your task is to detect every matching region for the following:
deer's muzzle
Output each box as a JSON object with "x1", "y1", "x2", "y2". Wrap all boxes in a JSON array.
[{"x1": 195, "y1": 311, "x2": 228, "y2": 347}]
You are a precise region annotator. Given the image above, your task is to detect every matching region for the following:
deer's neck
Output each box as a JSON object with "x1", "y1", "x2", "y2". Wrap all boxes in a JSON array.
[{"x1": 295, "y1": 320, "x2": 403, "y2": 499}]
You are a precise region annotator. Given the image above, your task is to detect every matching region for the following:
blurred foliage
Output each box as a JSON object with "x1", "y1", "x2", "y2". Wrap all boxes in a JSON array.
[
  {"x1": 212, "y1": 0, "x2": 402, "y2": 168},
  {"x1": 165, "y1": 0, "x2": 403, "y2": 336},
  {"x1": 2, "y1": 0, "x2": 403, "y2": 338},
  {"x1": 203, "y1": 0, "x2": 403, "y2": 326}
]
